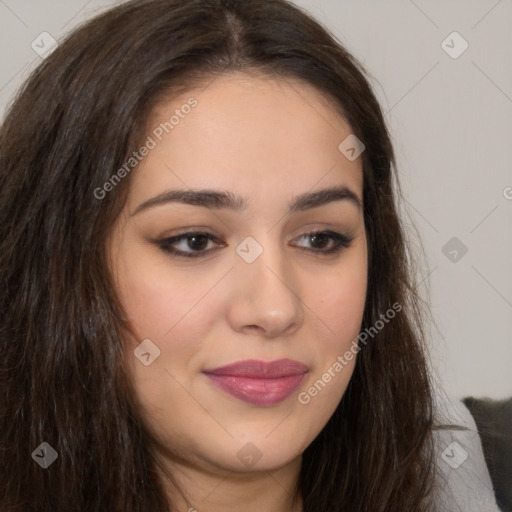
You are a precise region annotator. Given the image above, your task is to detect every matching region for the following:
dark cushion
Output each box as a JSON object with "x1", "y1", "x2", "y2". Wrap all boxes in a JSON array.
[{"x1": 463, "y1": 396, "x2": 512, "y2": 512}]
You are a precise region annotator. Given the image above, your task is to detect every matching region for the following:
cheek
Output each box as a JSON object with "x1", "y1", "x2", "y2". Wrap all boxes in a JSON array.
[
  {"x1": 119, "y1": 276, "x2": 214, "y2": 381},
  {"x1": 298, "y1": 251, "x2": 367, "y2": 413},
  {"x1": 119, "y1": 266, "x2": 222, "y2": 439},
  {"x1": 319, "y1": 281, "x2": 366, "y2": 329},
  {"x1": 296, "y1": 266, "x2": 367, "y2": 437},
  {"x1": 115, "y1": 249, "x2": 218, "y2": 343},
  {"x1": 312, "y1": 257, "x2": 368, "y2": 348}
]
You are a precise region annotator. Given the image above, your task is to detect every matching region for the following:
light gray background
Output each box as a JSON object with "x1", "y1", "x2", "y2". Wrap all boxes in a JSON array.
[{"x1": 1, "y1": 0, "x2": 511, "y2": 400}]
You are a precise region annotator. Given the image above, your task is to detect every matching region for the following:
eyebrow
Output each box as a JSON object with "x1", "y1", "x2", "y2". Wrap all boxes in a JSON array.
[{"x1": 130, "y1": 185, "x2": 362, "y2": 217}]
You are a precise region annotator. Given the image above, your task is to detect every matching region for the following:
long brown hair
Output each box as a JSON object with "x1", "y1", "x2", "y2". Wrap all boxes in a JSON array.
[{"x1": 0, "y1": 0, "x2": 438, "y2": 510}]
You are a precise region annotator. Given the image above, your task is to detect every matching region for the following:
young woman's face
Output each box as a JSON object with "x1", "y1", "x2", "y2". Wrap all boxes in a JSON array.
[{"x1": 108, "y1": 73, "x2": 368, "y2": 475}]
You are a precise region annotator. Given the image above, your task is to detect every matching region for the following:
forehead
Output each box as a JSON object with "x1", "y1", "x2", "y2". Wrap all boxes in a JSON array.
[{"x1": 128, "y1": 72, "x2": 363, "y2": 209}]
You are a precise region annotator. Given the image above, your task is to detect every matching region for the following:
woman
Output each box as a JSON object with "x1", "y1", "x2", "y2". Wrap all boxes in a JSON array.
[{"x1": 0, "y1": 0, "x2": 498, "y2": 511}]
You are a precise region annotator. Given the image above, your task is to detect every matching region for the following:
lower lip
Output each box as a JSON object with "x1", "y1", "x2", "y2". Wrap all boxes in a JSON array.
[{"x1": 204, "y1": 373, "x2": 307, "y2": 406}]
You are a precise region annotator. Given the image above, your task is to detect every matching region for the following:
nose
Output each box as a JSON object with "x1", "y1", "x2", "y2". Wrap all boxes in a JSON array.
[{"x1": 226, "y1": 240, "x2": 305, "y2": 338}]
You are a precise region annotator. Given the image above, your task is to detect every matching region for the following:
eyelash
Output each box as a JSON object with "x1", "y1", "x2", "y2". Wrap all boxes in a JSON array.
[{"x1": 157, "y1": 230, "x2": 354, "y2": 259}]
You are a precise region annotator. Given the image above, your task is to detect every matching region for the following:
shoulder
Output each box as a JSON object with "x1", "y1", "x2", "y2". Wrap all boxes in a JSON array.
[{"x1": 431, "y1": 388, "x2": 501, "y2": 512}]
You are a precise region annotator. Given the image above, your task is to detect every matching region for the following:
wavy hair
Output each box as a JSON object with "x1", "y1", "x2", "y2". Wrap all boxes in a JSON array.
[{"x1": 0, "y1": 0, "x2": 438, "y2": 510}]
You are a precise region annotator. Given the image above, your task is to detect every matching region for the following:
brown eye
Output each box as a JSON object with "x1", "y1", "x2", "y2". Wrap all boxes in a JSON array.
[
  {"x1": 186, "y1": 234, "x2": 209, "y2": 250},
  {"x1": 292, "y1": 230, "x2": 354, "y2": 255},
  {"x1": 309, "y1": 232, "x2": 331, "y2": 249},
  {"x1": 158, "y1": 232, "x2": 225, "y2": 258}
]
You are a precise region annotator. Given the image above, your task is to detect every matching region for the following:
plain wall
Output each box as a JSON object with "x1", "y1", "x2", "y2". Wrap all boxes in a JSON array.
[{"x1": 1, "y1": 0, "x2": 511, "y2": 400}]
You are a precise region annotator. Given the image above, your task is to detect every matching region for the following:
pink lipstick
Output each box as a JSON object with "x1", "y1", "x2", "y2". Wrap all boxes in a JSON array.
[{"x1": 203, "y1": 359, "x2": 308, "y2": 406}]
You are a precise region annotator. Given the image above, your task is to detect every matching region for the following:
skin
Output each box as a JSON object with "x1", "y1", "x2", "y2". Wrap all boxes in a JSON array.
[{"x1": 107, "y1": 72, "x2": 368, "y2": 512}]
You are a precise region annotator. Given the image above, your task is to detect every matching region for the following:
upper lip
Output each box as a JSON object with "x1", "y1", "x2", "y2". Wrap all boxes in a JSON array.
[{"x1": 203, "y1": 359, "x2": 308, "y2": 378}]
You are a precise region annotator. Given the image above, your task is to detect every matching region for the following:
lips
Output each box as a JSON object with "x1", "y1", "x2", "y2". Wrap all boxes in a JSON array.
[{"x1": 202, "y1": 359, "x2": 308, "y2": 406}]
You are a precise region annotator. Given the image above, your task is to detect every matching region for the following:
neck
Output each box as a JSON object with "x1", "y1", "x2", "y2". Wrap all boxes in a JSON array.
[{"x1": 155, "y1": 451, "x2": 303, "y2": 512}]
